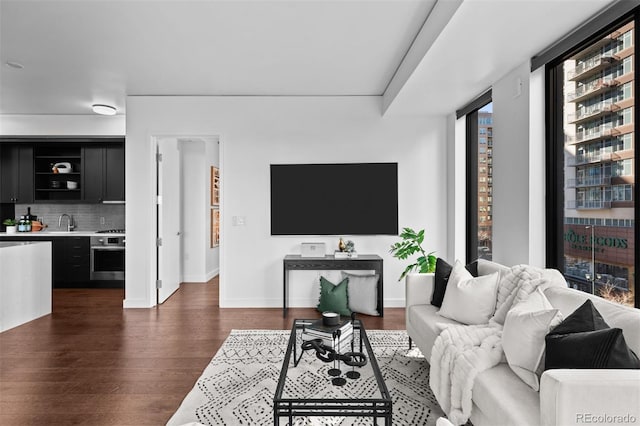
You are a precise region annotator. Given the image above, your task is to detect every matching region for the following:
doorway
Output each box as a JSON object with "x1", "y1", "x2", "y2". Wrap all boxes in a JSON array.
[{"x1": 154, "y1": 136, "x2": 220, "y2": 305}]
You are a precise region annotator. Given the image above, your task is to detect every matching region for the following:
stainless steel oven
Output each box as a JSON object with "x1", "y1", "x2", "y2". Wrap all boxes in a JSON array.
[{"x1": 90, "y1": 231, "x2": 125, "y2": 280}]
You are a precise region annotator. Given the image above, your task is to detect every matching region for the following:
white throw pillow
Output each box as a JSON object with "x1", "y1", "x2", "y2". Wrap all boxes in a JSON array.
[
  {"x1": 340, "y1": 271, "x2": 379, "y2": 316},
  {"x1": 502, "y1": 288, "x2": 563, "y2": 391},
  {"x1": 437, "y1": 260, "x2": 499, "y2": 325}
]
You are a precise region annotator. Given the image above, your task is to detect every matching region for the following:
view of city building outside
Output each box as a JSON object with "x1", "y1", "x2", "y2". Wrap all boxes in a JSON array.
[
  {"x1": 477, "y1": 103, "x2": 493, "y2": 261},
  {"x1": 562, "y1": 21, "x2": 635, "y2": 306}
]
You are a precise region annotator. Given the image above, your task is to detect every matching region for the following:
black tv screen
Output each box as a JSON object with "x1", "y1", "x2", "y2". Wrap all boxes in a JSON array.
[{"x1": 270, "y1": 163, "x2": 398, "y2": 235}]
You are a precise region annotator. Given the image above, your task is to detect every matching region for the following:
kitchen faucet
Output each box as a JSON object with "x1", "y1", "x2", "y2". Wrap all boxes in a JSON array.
[{"x1": 58, "y1": 214, "x2": 75, "y2": 232}]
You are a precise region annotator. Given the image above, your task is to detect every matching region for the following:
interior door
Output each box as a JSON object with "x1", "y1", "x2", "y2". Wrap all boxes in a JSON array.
[{"x1": 157, "y1": 138, "x2": 182, "y2": 303}]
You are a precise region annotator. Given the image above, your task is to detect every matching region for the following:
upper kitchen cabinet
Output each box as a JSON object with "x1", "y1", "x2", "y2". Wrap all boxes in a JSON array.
[
  {"x1": 1, "y1": 138, "x2": 124, "y2": 204},
  {"x1": 83, "y1": 143, "x2": 125, "y2": 203},
  {"x1": 104, "y1": 144, "x2": 125, "y2": 201},
  {"x1": 0, "y1": 144, "x2": 34, "y2": 203},
  {"x1": 33, "y1": 145, "x2": 82, "y2": 202}
]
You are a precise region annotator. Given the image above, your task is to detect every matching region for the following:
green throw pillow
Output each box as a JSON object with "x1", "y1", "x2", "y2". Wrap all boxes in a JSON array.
[{"x1": 317, "y1": 276, "x2": 351, "y2": 316}]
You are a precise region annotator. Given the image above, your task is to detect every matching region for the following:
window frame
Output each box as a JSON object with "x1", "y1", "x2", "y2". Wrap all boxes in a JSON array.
[
  {"x1": 545, "y1": 9, "x2": 639, "y2": 308},
  {"x1": 461, "y1": 91, "x2": 492, "y2": 264}
]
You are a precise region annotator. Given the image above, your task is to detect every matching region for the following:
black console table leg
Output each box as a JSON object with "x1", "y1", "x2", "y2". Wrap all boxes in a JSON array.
[{"x1": 283, "y1": 263, "x2": 288, "y2": 317}]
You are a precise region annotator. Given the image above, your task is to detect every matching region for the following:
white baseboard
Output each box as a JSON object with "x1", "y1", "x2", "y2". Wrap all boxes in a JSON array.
[
  {"x1": 123, "y1": 298, "x2": 154, "y2": 308},
  {"x1": 206, "y1": 268, "x2": 219, "y2": 281},
  {"x1": 182, "y1": 268, "x2": 219, "y2": 283},
  {"x1": 383, "y1": 298, "x2": 406, "y2": 308},
  {"x1": 182, "y1": 274, "x2": 207, "y2": 283}
]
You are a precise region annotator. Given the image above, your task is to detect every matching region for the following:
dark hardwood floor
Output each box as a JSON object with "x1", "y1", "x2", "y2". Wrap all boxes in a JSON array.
[{"x1": 0, "y1": 277, "x2": 405, "y2": 425}]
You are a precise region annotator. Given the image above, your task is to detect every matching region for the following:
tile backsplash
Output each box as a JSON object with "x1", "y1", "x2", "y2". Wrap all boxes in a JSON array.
[{"x1": 14, "y1": 204, "x2": 125, "y2": 231}]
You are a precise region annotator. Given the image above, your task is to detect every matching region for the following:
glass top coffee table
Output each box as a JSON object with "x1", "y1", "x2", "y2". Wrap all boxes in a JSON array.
[{"x1": 273, "y1": 318, "x2": 392, "y2": 425}]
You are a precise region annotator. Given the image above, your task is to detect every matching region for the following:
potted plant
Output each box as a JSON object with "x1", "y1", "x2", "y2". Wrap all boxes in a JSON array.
[
  {"x1": 389, "y1": 227, "x2": 436, "y2": 280},
  {"x1": 3, "y1": 218, "x2": 18, "y2": 234}
]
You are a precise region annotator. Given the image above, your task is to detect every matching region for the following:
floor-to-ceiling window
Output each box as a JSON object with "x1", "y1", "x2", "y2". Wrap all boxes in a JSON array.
[
  {"x1": 546, "y1": 11, "x2": 637, "y2": 307},
  {"x1": 460, "y1": 91, "x2": 493, "y2": 263}
]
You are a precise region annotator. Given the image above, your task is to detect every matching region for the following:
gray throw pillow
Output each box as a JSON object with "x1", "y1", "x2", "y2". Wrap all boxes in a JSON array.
[{"x1": 340, "y1": 271, "x2": 379, "y2": 316}]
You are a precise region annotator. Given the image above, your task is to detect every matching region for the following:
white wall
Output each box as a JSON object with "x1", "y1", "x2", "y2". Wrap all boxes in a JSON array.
[
  {"x1": 125, "y1": 96, "x2": 447, "y2": 308},
  {"x1": 529, "y1": 67, "x2": 547, "y2": 267},
  {"x1": 448, "y1": 114, "x2": 467, "y2": 263},
  {"x1": 0, "y1": 114, "x2": 125, "y2": 135},
  {"x1": 491, "y1": 62, "x2": 532, "y2": 266},
  {"x1": 445, "y1": 60, "x2": 547, "y2": 268},
  {"x1": 181, "y1": 139, "x2": 206, "y2": 282}
]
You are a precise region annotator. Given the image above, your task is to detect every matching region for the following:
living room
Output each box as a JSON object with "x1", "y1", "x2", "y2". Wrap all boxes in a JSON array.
[{"x1": 1, "y1": 0, "x2": 639, "y2": 425}]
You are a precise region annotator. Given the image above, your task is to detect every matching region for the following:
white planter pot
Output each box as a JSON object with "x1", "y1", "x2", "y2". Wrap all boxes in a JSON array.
[{"x1": 5, "y1": 225, "x2": 16, "y2": 234}]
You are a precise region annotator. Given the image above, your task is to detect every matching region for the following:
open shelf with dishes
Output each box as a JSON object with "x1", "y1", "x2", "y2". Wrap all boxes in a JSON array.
[{"x1": 33, "y1": 146, "x2": 82, "y2": 201}]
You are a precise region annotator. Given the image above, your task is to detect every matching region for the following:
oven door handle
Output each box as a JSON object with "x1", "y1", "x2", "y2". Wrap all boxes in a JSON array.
[{"x1": 91, "y1": 246, "x2": 126, "y2": 250}]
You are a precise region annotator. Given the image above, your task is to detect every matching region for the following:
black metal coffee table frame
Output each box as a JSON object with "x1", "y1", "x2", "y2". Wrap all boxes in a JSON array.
[{"x1": 273, "y1": 319, "x2": 392, "y2": 425}]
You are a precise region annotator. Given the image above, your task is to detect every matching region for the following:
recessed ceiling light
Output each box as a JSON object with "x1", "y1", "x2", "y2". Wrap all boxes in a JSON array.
[
  {"x1": 5, "y1": 61, "x2": 24, "y2": 69},
  {"x1": 92, "y1": 104, "x2": 117, "y2": 115}
]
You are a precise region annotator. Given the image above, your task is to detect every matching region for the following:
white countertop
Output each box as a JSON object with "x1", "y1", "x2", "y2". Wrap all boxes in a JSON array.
[
  {"x1": 0, "y1": 231, "x2": 125, "y2": 237},
  {"x1": 0, "y1": 241, "x2": 52, "y2": 248}
]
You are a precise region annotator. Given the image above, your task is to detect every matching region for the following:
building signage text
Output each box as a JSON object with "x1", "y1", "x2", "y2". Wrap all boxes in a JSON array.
[{"x1": 564, "y1": 229, "x2": 629, "y2": 253}]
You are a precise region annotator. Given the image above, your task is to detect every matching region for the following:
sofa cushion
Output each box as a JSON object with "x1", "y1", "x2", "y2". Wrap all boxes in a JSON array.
[
  {"x1": 340, "y1": 271, "x2": 379, "y2": 316},
  {"x1": 476, "y1": 258, "x2": 510, "y2": 277},
  {"x1": 317, "y1": 276, "x2": 351, "y2": 316},
  {"x1": 545, "y1": 299, "x2": 640, "y2": 370},
  {"x1": 502, "y1": 288, "x2": 562, "y2": 390},
  {"x1": 544, "y1": 286, "x2": 640, "y2": 355},
  {"x1": 472, "y1": 363, "x2": 540, "y2": 426},
  {"x1": 407, "y1": 304, "x2": 460, "y2": 360},
  {"x1": 432, "y1": 258, "x2": 478, "y2": 307},
  {"x1": 438, "y1": 260, "x2": 499, "y2": 325}
]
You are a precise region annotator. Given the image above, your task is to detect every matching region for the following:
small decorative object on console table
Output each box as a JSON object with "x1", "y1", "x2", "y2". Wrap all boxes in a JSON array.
[
  {"x1": 334, "y1": 251, "x2": 357, "y2": 259},
  {"x1": 334, "y1": 239, "x2": 357, "y2": 258}
]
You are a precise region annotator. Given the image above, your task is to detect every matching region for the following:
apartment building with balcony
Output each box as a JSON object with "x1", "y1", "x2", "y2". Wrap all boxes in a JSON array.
[
  {"x1": 563, "y1": 21, "x2": 635, "y2": 301},
  {"x1": 477, "y1": 110, "x2": 493, "y2": 259}
]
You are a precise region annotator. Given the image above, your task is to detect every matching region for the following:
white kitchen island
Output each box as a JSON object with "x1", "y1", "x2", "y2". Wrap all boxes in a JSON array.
[{"x1": 0, "y1": 241, "x2": 52, "y2": 332}]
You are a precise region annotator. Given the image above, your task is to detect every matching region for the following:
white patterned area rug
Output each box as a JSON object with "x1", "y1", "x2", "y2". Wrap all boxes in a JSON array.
[{"x1": 167, "y1": 329, "x2": 444, "y2": 426}]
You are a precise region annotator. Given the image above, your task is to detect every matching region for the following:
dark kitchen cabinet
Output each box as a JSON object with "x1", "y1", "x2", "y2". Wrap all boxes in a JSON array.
[
  {"x1": 105, "y1": 144, "x2": 125, "y2": 201},
  {"x1": 83, "y1": 143, "x2": 125, "y2": 203},
  {"x1": 0, "y1": 144, "x2": 34, "y2": 203},
  {"x1": 83, "y1": 146, "x2": 104, "y2": 203},
  {"x1": 0, "y1": 137, "x2": 124, "y2": 204},
  {"x1": 33, "y1": 145, "x2": 82, "y2": 202},
  {"x1": 57, "y1": 236, "x2": 90, "y2": 284}
]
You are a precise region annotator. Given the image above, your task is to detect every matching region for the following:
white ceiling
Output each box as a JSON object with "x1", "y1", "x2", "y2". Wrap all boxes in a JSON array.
[{"x1": 0, "y1": 0, "x2": 614, "y2": 117}]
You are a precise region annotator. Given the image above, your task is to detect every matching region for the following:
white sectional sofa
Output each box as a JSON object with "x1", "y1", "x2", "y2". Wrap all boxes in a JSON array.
[{"x1": 405, "y1": 259, "x2": 640, "y2": 426}]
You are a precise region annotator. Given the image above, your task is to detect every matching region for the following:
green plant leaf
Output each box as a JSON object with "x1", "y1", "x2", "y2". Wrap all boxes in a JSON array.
[
  {"x1": 399, "y1": 263, "x2": 417, "y2": 281},
  {"x1": 391, "y1": 227, "x2": 436, "y2": 280}
]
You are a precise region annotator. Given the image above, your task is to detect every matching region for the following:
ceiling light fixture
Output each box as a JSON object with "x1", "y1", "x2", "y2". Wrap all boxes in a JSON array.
[
  {"x1": 92, "y1": 104, "x2": 117, "y2": 115},
  {"x1": 5, "y1": 61, "x2": 24, "y2": 69}
]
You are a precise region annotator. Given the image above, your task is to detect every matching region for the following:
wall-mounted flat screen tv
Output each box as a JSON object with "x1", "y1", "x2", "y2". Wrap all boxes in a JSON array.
[{"x1": 270, "y1": 163, "x2": 398, "y2": 235}]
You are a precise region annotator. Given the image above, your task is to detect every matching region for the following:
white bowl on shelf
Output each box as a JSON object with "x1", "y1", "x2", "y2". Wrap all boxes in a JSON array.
[
  {"x1": 67, "y1": 181, "x2": 78, "y2": 189},
  {"x1": 53, "y1": 162, "x2": 72, "y2": 173}
]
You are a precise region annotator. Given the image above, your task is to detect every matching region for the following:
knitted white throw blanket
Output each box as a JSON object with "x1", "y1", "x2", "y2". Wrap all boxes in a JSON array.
[{"x1": 429, "y1": 265, "x2": 561, "y2": 425}]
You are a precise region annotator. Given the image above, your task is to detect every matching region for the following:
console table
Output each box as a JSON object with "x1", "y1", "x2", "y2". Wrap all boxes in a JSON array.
[{"x1": 282, "y1": 254, "x2": 384, "y2": 317}]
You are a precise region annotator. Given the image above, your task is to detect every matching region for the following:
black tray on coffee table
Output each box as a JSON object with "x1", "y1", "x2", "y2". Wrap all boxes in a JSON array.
[{"x1": 273, "y1": 318, "x2": 392, "y2": 425}]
